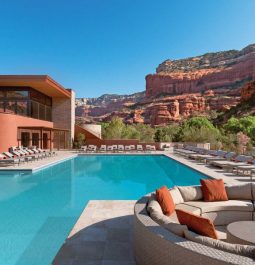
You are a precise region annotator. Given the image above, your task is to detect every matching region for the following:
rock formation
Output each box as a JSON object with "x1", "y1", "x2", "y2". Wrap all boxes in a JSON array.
[
  {"x1": 76, "y1": 44, "x2": 255, "y2": 126},
  {"x1": 146, "y1": 44, "x2": 255, "y2": 98},
  {"x1": 241, "y1": 81, "x2": 255, "y2": 101}
]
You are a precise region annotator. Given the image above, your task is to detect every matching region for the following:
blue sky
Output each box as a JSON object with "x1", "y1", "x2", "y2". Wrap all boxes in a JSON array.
[{"x1": 0, "y1": 0, "x2": 255, "y2": 97}]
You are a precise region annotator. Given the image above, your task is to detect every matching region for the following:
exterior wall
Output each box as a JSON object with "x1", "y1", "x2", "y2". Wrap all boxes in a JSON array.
[
  {"x1": 0, "y1": 113, "x2": 53, "y2": 152},
  {"x1": 75, "y1": 125, "x2": 101, "y2": 143},
  {"x1": 52, "y1": 90, "x2": 75, "y2": 148},
  {"x1": 82, "y1": 124, "x2": 102, "y2": 139}
]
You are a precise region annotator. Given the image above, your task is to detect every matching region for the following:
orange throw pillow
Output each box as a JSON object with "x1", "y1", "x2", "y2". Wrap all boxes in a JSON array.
[
  {"x1": 176, "y1": 209, "x2": 218, "y2": 239},
  {"x1": 200, "y1": 179, "x2": 228, "y2": 202},
  {"x1": 156, "y1": 186, "x2": 175, "y2": 216}
]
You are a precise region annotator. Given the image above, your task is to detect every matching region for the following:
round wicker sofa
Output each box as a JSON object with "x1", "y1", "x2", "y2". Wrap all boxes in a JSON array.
[{"x1": 134, "y1": 194, "x2": 255, "y2": 265}]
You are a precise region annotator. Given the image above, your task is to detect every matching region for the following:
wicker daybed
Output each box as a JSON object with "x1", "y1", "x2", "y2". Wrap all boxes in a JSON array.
[{"x1": 134, "y1": 184, "x2": 255, "y2": 265}]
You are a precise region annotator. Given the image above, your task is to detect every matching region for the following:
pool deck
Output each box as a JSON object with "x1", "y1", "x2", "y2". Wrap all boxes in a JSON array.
[
  {"x1": 52, "y1": 200, "x2": 136, "y2": 265},
  {"x1": 0, "y1": 151, "x2": 77, "y2": 171}
]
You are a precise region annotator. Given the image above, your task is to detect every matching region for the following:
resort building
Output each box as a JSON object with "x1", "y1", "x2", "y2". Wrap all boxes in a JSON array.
[{"x1": 0, "y1": 75, "x2": 75, "y2": 152}]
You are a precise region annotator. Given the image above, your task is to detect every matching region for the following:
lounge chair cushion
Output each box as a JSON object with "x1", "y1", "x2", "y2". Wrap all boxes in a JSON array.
[
  {"x1": 225, "y1": 183, "x2": 252, "y2": 200},
  {"x1": 177, "y1": 185, "x2": 203, "y2": 201},
  {"x1": 176, "y1": 209, "x2": 218, "y2": 239},
  {"x1": 202, "y1": 211, "x2": 253, "y2": 226},
  {"x1": 169, "y1": 187, "x2": 184, "y2": 205},
  {"x1": 156, "y1": 186, "x2": 175, "y2": 216},
  {"x1": 200, "y1": 179, "x2": 228, "y2": 202},
  {"x1": 252, "y1": 183, "x2": 255, "y2": 200},
  {"x1": 184, "y1": 200, "x2": 254, "y2": 213},
  {"x1": 184, "y1": 230, "x2": 255, "y2": 258},
  {"x1": 147, "y1": 197, "x2": 188, "y2": 237}
]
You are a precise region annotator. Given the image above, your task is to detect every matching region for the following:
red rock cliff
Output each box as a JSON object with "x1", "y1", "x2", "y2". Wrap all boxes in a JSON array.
[{"x1": 146, "y1": 44, "x2": 255, "y2": 98}]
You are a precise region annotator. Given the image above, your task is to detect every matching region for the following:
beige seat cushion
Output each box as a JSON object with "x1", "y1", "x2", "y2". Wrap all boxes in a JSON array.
[
  {"x1": 203, "y1": 211, "x2": 253, "y2": 226},
  {"x1": 175, "y1": 203, "x2": 201, "y2": 215},
  {"x1": 177, "y1": 185, "x2": 203, "y2": 201},
  {"x1": 184, "y1": 230, "x2": 255, "y2": 258},
  {"x1": 185, "y1": 200, "x2": 254, "y2": 213},
  {"x1": 170, "y1": 186, "x2": 184, "y2": 204},
  {"x1": 225, "y1": 183, "x2": 252, "y2": 200},
  {"x1": 252, "y1": 183, "x2": 255, "y2": 200},
  {"x1": 147, "y1": 197, "x2": 187, "y2": 237}
]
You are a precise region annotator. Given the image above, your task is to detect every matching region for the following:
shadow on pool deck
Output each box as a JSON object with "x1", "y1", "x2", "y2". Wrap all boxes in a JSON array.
[{"x1": 52, "y1": 215, "x2": 136, "y2": 265}]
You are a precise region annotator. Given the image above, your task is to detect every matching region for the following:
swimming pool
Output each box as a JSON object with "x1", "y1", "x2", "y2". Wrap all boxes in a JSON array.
[{"x1": 0, "y1": 155, "x2": 207, "y2": 265}]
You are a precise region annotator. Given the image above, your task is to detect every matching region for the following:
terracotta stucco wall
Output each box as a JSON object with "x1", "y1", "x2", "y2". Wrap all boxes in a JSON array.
[{"x1": 0, "y1": 113, "x2": 53, "y2": 152}]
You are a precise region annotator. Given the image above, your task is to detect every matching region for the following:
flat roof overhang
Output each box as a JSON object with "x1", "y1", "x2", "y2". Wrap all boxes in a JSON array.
[
  {"x1": 0, "y1": 75, "x2": 71, "y2": 98},
  {"x1": 18, "y1": 126, "x2": 70, "y2": 131}
]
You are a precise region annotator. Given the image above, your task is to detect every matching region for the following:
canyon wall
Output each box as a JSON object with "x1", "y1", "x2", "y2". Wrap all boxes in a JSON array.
[
  {"x1": 76, "y1": 44, "x2": 255, "y2": 126},
  {"x1": 146, "y1": 44, "x2": 255, "y2": 98}
]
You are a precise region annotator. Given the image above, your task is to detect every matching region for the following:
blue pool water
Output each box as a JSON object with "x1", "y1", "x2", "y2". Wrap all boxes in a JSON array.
[{"x1": 0, "y1": 155, "x2": 207, "y2": 265}]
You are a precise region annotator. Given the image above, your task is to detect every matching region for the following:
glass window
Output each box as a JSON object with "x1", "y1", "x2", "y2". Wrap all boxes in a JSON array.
[
  {"x1": 16, "y1": 101, "x2": 28, "y2": 116},
  {"x1": 6, "y1": 90, "x2": 29, "y2": 98},
  {"x1": 45, "y1": 97, "x2": 52, "y2": 106},
  {"x1": 5, "y1": 101, "x2": 16, "y2": 114},
  {"x1": 21, "y1": 132, "x2": 30, "y2": 147},
  {"x1": 32, "y1": 133, "x2": 39, "y2": 147},
  {"x1": 45, "y1": 106, "x2": 52, "y2": 121},
  {"x1": 0, "y1": 101, "x2": 4, "y2": 112},
  {"x1": 39, "y1": 103, "x2": 45, "y2": 120},
  {"x1": 31, "y1": 101, "x2": 39, "y2": 119}
]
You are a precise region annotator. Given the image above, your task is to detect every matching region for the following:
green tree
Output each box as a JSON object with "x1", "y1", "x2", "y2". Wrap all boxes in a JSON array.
[
  {"x1": 182, "y1": 117, "x2": 215, "y2": 130},
  {"x1": 104, "y1": 117, "x2": 126, "y2": 139},
  {"x1": 223, "y1": 117, "x2": 243, "y2": 134},
  {"x1": 134, "y1": 124, "x2": 155, "y2": 142},
  {"x1": 74, "y1": 133, "x2": 85, "y2": 148},
  {"x1": 179, "y1": 117, "x2": 221, "y2": 148}
]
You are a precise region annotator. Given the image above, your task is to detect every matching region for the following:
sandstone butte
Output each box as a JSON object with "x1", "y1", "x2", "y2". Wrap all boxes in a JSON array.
[{"x1": 76, "y1": 44, "x2": 255, "y2": 126}]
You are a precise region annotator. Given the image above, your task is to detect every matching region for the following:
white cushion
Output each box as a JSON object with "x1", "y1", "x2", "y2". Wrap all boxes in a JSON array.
[
  {"x1": 185, "y1": 200, "x2": 254, "y2": 213},
  {"x1": 177, "y1": 185, "x2": 203, "y2": 201},
  {"x1": 170, "y1": 186, "x2": 184, "y2": 204},
  {"x1": 175, "y1": 203, "x2": 201, "y2": 215},
  {"x1": 252, "y1": 183, "x2": 255, "y2": 200},
  {"x1": 147, "y1": 197, "x2": 188, "y2": 237},
  {"x1": 225, "y1": 183, "x2": 252, "y2": 200},
  {"x1": 184, "y1": 230, "x2": 255, "y2": 258},
  {"x1": 202, "y1": 211, "x2": 253, "y2": 226}
]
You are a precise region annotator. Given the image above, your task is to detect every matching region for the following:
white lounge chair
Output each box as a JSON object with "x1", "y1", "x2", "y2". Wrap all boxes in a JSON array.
[
  {"x1": 118, "y1": 145, "x2": 124, "y2": 152},
  {"x1": 137, "y1": 145, "x2": 144, "y2": 152},
  {"x1": 130, "y1": 145, "x2": 136, "y2": 152},
  {"x1": 107, "y1": 145, "x2": 113, "y2": 152},
  {"x1": 145, "y1": 145, "x2": 151, "y2": 152},
  {"x1": 211, "y1": 155, "x2": 253, "y2": 172},
  {"x1": 112, "y1": 145, "x2": 118, "y2": 152},
  {"x1": 3, "y1": 152, "x2": 25, "y2": 164},
  {"x1": 236, "y1": 160, "x2": 255, "y2": 176},
  {"x1": 207, "y1": 152, "x2": 236, "y2": 164},
  {"x1": 125, "y1": 145, "x2": 131, "y2": 152},
  {"x1": 150, "y1": 145, "x2": 156, "y2": 151},
  {"x1": 79, "y1": 145, "x2": 87, "y2": 153},
  {"x1": 87, "y1": 145, "x2": 97, "y2": 152},
  {"x1": 99, "y1": 145, "x2": 106, "y2": 152}
]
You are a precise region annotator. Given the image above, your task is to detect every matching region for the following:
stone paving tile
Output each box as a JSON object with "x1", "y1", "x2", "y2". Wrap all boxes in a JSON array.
[
  {"x1": 102, "y1": 242, "x2": 135, "y2": 262},
  {"x1": 53, "y1": 201, "x2": 136, "y2": 265},
  {"x1": 107, "y1": 228, "x2": 131, "y2": 243},
  {"x1": 101, "y1": 261, "x2": 136, "y2": 265},
  {"x1": 0, "y1": 151, "x2": 77, "y2": 171}
]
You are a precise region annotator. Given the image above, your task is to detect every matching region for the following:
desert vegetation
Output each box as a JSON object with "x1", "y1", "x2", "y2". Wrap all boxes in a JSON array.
[{"x1": 101, "y1": 116, "x2": 255, "y2": 153}]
